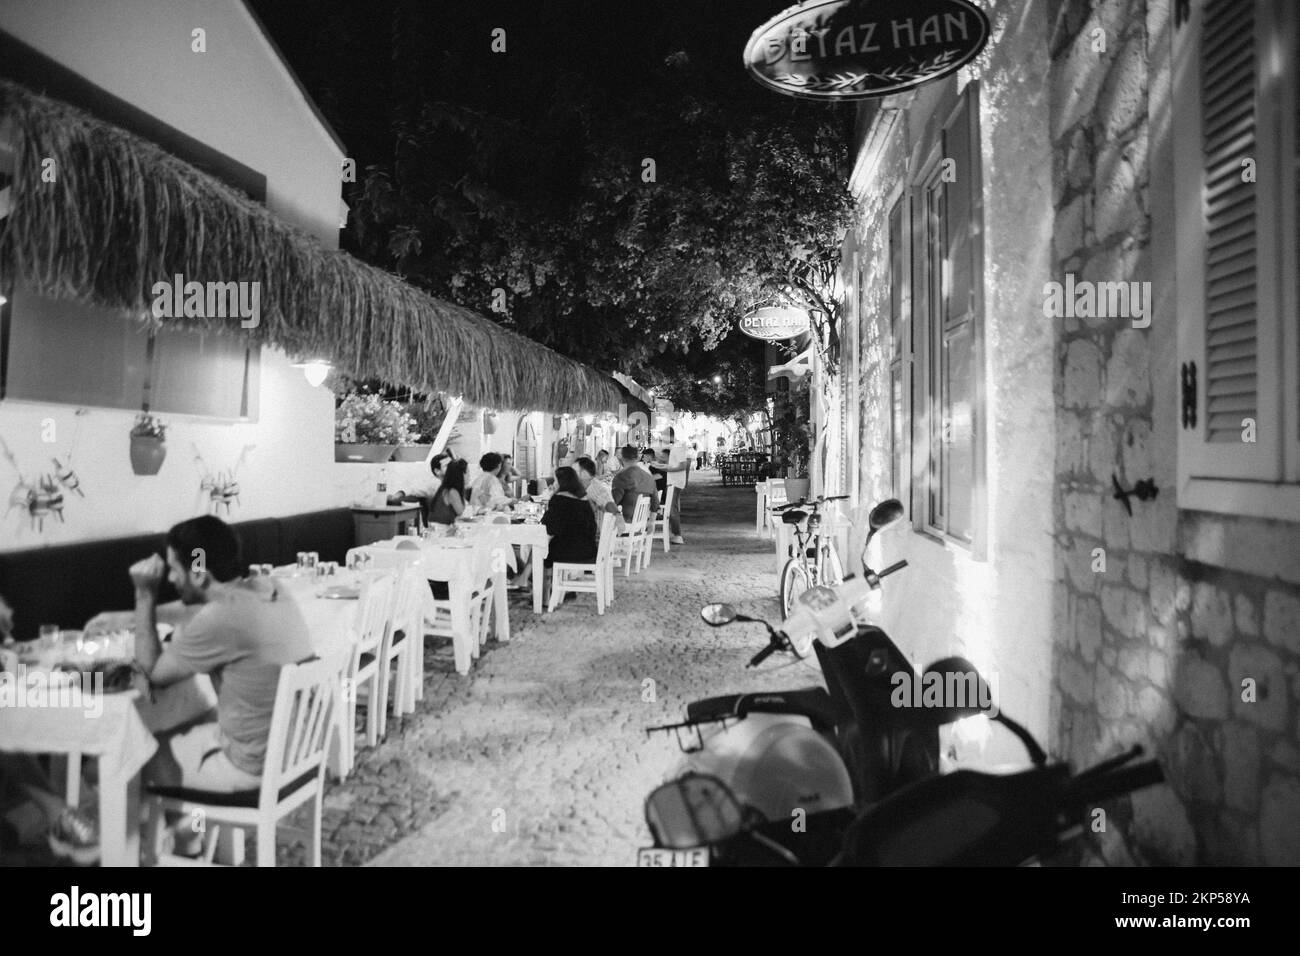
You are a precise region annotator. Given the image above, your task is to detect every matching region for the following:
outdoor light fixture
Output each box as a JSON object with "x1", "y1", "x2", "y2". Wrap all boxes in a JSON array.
[
  {"x1": 584, "y1": 414, "x2": 595, "y2": 425},
  {"x1": 713, "y1": 375, "x2": 722, "y2": 384},
  {"x1": 0, "y1": 294, "x2": 7, "y2": 306},
  {"x1": 293, "y1": 359, "x2": 333, "y2": 387}
]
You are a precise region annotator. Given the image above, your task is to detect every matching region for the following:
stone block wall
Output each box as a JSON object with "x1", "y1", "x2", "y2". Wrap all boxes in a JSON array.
[{"x1": 1047, "y1": 0, "x2": 1300, "y2": 865}]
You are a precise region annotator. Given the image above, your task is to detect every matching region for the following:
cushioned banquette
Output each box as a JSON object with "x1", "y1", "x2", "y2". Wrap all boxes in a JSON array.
[{"x1": 0, "y1": 508, "x2": 355, "y2": 642}]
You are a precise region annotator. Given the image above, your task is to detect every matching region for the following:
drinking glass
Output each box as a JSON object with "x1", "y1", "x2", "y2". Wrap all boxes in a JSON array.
[
  {"x1": 296, "y1": 551, "x2": 308, "y2": 570},
  {"x1": 261, "y1": 563, "x2": 274, "y2": 576},
  {"x1": 307, "y1": 552, "x2": 319, "y2": 569},
  {"x1": 248, "y1": 564, "x2": 262, "y2": 577}
]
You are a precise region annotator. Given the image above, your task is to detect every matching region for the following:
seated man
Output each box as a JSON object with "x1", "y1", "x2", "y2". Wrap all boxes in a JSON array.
[
  {"x1": 130, "y1": 516, "x2": 314, "y2": 798},
  {"x1": 612, "y1": 444, "x2": 660, "y2": 524},
  {"x1": 574, "y1": 456, "x2": 621, "y2": 529}
]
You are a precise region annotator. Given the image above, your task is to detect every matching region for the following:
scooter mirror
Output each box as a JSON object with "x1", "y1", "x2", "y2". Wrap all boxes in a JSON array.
[
  {"x1": 916, "y1": 656, "x2": 996, "y2": 724},
  {"x1": 868, "y1": 498, "x2": 905, "y2": 532},
  {"x1": 700, "y1": 603, "x2": 738, "y2": 627},
  {"x1": 644, "y1": 773, "x2": 746, "y2": 849}
]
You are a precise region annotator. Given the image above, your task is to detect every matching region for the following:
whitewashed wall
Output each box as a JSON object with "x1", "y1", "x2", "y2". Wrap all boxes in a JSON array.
[{"x1": 0, "y1": 0, "x2": 364, "y2": 551}]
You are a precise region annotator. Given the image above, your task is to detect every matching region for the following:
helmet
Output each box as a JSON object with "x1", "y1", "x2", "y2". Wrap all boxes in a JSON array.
[{"x1": 680, "y1": 713, "x2": 853, "y2": 822}]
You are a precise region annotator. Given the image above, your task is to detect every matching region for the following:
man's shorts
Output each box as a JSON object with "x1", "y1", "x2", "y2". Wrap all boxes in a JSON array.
[{"x1": 163, "y1": 723, "x2": 261, "y2": 793}]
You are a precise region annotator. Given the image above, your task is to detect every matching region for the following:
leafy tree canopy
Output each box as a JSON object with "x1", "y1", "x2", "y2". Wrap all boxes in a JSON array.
[{"x1": 254, "y1": 0, "x2": 854, "y2": 416}]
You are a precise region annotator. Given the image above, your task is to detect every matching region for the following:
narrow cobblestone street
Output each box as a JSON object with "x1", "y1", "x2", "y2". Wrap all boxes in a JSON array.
[{"x1": 291, "y1": 471, "x2": 824, "y2": 866}]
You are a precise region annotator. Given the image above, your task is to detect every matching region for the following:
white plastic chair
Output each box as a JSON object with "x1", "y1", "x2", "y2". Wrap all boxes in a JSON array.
[
  {"x1": 144, "y1": 654, "x2": 342, "y2": 867},
  {"x1": 338, "y1": 571, "x2": 398, "y2": 780},
  {"x1": 651, "y1": 484, "x2": 676, "y2": 553},
  {"x1": 611, "y1": 496, "x2": 651, "y2": 578},
  {"x1": 548, "y1": 512, "x2": 617, "y2": 614}
]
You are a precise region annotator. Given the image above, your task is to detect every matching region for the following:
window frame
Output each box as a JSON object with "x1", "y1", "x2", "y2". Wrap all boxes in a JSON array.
[
  {"x1": 1172, "y1": 0, "x2": 1300, "y2": 520},
  {"x1": 908, "y1": 82, "x2": 988, "y2": 557}
]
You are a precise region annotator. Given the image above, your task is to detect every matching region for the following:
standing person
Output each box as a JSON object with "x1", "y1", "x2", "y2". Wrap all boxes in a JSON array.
[
  {"x1": 612, "y1": 444, "x2": 660, "y2": 523},
  {"x1": 659, "y1": 426, "x2": 691, "y2": 545},
  {"x1": 469, "y1": 452, "x2": 512, "y2": 510}
]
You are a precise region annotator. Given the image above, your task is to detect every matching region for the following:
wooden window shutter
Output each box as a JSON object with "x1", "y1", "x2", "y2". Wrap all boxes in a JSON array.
[{"x1": 1175, "y1": 0, "x2": 1282, "y2": 482}]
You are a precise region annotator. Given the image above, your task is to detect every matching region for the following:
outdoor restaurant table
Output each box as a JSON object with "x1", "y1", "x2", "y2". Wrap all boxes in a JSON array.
[
  {"x1": 0, "y1": 651, "x2": 217, "y2": 867},
  {"x1": 454, "y1": 516, "x2": 550, "y2": 613},
  {"x1": 352, "y1": 534, "x2": 513, "y2": 676}
]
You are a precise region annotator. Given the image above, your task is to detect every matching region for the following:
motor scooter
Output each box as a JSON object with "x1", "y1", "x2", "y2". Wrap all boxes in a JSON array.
[
  {"x1": 640, "y1": 499, "x2": 971, "y2": 865},
  {"x1": 642, "y1": 660, "x2": 1163, "y2": 866}
]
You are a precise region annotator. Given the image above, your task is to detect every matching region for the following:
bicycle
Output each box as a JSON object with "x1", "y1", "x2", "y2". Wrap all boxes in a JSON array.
[{"x1": 772, "y1": 495, "x2": 850, "y2": 626}]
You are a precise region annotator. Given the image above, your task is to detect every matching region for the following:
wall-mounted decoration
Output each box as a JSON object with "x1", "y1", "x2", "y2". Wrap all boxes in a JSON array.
[
  {"x1": 195, "y1": 444, "x2": 254, "y2": 515},
  {"x1": 129, "y1": 412, "x2": 167, "y2": 476}
]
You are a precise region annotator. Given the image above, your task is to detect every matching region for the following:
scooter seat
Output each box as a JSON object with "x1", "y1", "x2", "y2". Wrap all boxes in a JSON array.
[
  {"x1": 687, "y1": 686, "x2": 844, "y2": 735},
  {"x1": 780, "y1": 510, "x2": 808, "y2": 525}
]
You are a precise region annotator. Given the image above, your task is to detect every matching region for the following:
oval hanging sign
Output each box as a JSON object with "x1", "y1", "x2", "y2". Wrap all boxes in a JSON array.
[
  {"x1": 738, "y1": 306, "x2": 812, "y2": 341},
  {"x1": 744, "y1": 0, "x2": 991, "y2": 101}
]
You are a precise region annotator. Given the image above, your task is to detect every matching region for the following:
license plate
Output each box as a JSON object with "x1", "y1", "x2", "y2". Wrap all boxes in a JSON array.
[{"x1": 636, "y1": 847, "x2": 710, "y2": 867}]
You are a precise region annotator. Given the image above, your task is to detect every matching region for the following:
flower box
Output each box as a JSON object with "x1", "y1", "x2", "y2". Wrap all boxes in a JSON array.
[
  {"x1": 391, "y1": 444, "x2": 433, "y2": 463},
  {"x1": 334, "y1": 443, "x2": 397, "y2": 463}
]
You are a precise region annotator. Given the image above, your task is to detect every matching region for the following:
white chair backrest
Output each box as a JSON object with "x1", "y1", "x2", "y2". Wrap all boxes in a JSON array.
[
  {"x1": 630, "y1": 495, "x2": 651, "y2": 534},
  {"x1": 259, "y1": 655, "x2": 340, "y2": 804},
  {"x1": 595, "y1": 511, "x2": 617, "y2": 563},
  {"x1": 355, "y1": 572, "x2": 397, "y2": 654},
  {"x1": 769, "y1": 478, "x2": 788, "y2": 506},
  {"x1": 661, "y1": 484, "x2": 675, "y2": 516}
]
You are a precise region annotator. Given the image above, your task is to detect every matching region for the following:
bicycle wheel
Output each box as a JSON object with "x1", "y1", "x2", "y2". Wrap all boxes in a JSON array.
[{"x1": 780, "y1": 558, "x2": 812, "y2": 621}]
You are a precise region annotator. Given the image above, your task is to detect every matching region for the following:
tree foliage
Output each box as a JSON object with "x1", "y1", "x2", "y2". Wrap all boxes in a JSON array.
[{"x1": 268, "y1": 0, "x2": 856, "y2": 415}]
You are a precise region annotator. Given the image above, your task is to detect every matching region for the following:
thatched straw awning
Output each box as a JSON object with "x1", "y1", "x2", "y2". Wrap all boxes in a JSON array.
[{"x1": 0, "y1": 80, "x2": 622, "y2": 414}]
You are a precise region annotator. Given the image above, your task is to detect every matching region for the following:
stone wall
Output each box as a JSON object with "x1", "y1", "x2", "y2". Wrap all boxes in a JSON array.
[{"x1": 1047, "y1": 0, "x2": 1300, "y2": 865}]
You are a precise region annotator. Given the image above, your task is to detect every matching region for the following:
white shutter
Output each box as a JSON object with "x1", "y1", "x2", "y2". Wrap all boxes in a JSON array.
[{"x1": 1175, "y1": 0, "x2": 1282, "y2": 483}]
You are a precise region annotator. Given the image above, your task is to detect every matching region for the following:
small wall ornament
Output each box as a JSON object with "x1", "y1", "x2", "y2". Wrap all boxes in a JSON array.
[{"x1": 129, "y1": 412, "x2": 168, "y2": 476}]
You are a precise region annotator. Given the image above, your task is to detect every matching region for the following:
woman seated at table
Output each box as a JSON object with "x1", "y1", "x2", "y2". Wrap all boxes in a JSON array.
[
  {"x1": 508, "y1": 466, "x2": 596, "y2": 600},
  {"x1": 430, "y1": 458, "x2": 469, "y2": 525}
]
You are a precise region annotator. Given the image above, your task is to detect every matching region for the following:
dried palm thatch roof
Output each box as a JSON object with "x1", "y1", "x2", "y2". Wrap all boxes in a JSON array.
[{"x1": 0, "y1": 79, "x2": 621, "y2": 414}]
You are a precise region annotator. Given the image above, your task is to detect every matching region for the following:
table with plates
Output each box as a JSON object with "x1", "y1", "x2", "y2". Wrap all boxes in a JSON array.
[{"x1": 0, "y1": 629, "x2": 218, "y2": 867}]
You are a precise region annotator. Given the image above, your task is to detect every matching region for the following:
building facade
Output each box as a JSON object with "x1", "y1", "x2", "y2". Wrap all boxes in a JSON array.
[{"x1": 842, "y1": 0, "x2": 1300, "y2": 863}]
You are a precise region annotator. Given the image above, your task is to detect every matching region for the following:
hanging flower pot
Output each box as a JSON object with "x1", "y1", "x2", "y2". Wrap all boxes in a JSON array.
[
  {"x1": 552, "y1": 415, "x2": 563, "y2": 430},
  {"x1": 129, "y1": 413, "x2": 167, "y2": 476}
]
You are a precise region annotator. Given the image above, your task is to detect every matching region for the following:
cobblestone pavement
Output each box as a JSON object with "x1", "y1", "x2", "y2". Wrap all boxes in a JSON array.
[{"x1": 276, "y1": 471, "x2": 828, "y2": 866}]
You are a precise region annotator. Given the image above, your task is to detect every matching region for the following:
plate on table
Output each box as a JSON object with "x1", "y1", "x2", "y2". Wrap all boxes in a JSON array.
[{"x1": 316, "y1": 584, "x2": 361, "y2": 600}]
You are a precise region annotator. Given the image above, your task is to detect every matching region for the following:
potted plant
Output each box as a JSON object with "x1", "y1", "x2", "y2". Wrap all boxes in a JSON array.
[
  {"x1": 129, "y1": 412, "x2": 168, "y2": 476},
  {"x1": 391, "y1": 399, "x2": 446, "y2": 462},
  {"x1": 334, "y1": 392, "x2": 409, "y2": 462}
]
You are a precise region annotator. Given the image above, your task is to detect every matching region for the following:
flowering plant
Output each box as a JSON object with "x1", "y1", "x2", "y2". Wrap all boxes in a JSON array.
[
  {"x1": 335, "y1": 393, "x2": 416, "y2": 444},
  {"x1": 130, "y1": 412, "x2": 167, "y2": 440}
]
